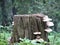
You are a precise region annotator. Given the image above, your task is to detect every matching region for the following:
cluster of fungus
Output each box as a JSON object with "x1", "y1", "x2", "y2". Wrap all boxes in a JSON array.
[
  {"x1": 43, "y1": 15, "x2": 54, "y2": 33},
  {"x1": 34, "y1": 14, "x2": 54, "y2": 33},
  {"x1": 32, "y1": 14, "x2": 54, "y2": 43}
]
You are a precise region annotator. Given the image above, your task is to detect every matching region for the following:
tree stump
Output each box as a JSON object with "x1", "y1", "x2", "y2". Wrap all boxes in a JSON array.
[{"x1": 11, "y1": 14, "x2": 49, "y2": 43}]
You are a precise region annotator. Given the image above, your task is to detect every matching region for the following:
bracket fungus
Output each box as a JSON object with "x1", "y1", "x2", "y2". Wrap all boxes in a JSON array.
[
  {"x1": 43, "y1": 16, "x2": 52, "y2": 22},
  {"x1": 12, "y1": 21, "x2": 14, "y2": 25},
  {"x1": 33, "y1": 32, "x2": 41, "y2": 35},
  {"x1": 46, "y1": 21, "x2": 54, "y2": 27},
  {"x1": 45, "y1": 28, "x2": 52, "y2": 33}
]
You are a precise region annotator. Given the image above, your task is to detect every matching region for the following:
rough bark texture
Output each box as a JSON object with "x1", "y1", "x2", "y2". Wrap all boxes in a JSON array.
[{"x1": 11, "y1": 14, "x2": 48, "y2": 43}]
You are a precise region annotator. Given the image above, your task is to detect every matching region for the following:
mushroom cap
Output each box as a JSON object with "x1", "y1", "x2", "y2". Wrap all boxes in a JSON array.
[
  {"x1": 45, "y1": 28, "x2": 52, "y2": 33},
  {"x1": 43, "y1": 16, "x2": 52, "y2": 22},
  {"x1": 46, "y1": 21, "x2": 54, "y2": 26},
  {"x1": 12, "y1": 21, "x2": 14, "y2": 25},
  {"x1": 33, "y1": 32, "x2": 41, "y2": 35}
]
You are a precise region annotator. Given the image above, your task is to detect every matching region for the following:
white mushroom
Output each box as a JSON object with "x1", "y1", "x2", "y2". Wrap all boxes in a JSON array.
[
  {"x1": 46, "y1": 21, "x2": 54, "y2": 26},
  {"x1": 12, "y1": 21, "x2": 14, "y2": 25},
  {"x1": 33, "y1": 32, "x2": 41, "y2": 35},
  {"x1": 7, "y1": 37, "x2": 11, "y2": 42},
  {"x1": 43, "y1": 16, "x2": 52, "y2": 22},
  {"x1": 45, "y1": 28, "x2": 52, "y2": 33}
]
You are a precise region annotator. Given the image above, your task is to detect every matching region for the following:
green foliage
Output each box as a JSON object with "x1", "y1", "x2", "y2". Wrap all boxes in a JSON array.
[
  {"x1": 14, "y1": 0, "x2": 60, "y2": 16},
  {"x1": 0, "y1": 29, "x2": 60, "y2": 45},
  {"x1": 48, "y1": 32, "x2": 60, "y2": 45},
  {"x1": 19, "y1": 42, "x2": 33, "y2": 45},
  {"x1": 0, "y1": 25, "x2": 13, "y2": 33},
  {"x1": 0, "y1": 32, "x2": 11, "y2": 45},
  {"x1": 0, "y1": 40, "x2": 8, "y2": 45},
  {"x1": 0, "y1": 26, "x2": 12, "y2": 45}
]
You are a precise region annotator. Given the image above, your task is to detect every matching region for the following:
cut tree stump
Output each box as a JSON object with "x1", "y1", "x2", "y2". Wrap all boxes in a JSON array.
[{"x1": 10, "y1": 14, "x2": 48, "y2": 43}]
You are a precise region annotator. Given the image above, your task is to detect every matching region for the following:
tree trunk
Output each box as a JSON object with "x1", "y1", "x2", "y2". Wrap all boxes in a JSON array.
[{"x1": 1, "y1": 0, "x2": 8, "y2": 26}]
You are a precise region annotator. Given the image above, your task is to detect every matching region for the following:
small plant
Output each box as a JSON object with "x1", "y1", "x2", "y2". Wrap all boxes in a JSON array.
[
  {"x1": 17, "y1": 38, "x2": 48, "y2": 45},
  {"x1": 0, "y1": 39, "x2": 8, "y2": 45}
]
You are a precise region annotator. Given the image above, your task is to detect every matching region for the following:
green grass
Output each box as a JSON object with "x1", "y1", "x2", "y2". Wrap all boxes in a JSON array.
[
  {"x1": 0, "y1": 31, "x2": 60, "y2": 45},
  {"x1": 48, "y1": 32, "x2": 60, "y2": 45}
]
